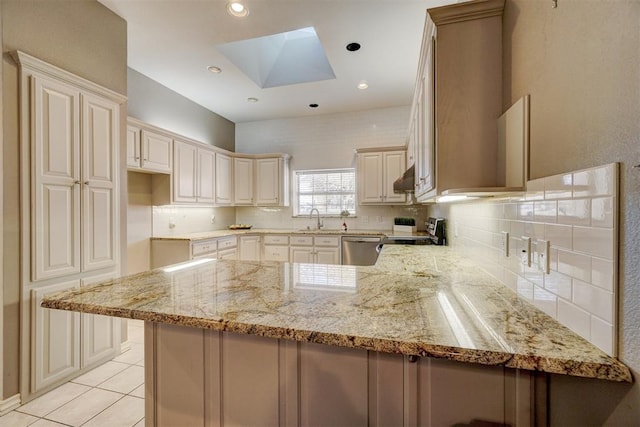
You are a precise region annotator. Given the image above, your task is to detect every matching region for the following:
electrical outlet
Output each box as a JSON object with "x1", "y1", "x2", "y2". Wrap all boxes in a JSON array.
[
  {"x1": 520, "y1": 236, "x2": 531, "y2": 267},
  {"x1": 501, "y1": 231, "x2": 509, "y2": 257},
  {"x1": 169, "y1": 217, "x2": 176, "y2": 229},
  {"x1": 537, "y1": 239, "x2": 550, "y2": 274},
  {"x1": 210, "y1": 214, "x2": 216, "y2": 224}
]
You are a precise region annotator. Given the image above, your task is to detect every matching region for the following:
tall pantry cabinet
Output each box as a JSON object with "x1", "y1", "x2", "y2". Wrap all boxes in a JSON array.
[{"x1": 14, "y1": 51, "x2": 125, "y2": 399}]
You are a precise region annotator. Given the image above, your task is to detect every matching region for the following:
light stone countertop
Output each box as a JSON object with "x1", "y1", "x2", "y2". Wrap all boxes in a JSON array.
[{"x1": 42, "y1": 245, "x2": 632, "y2": 382}]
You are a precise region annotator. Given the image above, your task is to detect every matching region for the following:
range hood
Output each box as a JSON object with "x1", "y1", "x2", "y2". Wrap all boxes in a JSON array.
[{"x1": 393, "y1": 164, "x2": 415, "y2": 193}]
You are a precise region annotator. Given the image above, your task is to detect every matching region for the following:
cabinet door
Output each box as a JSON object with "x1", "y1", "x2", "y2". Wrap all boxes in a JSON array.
[
  {"x1": 82, "y1": 93, "x2": 119, "y2": 272},
  {"x1": 126, "y1": 125, "x2": 141, "y2": 168},
  {"x1": 173, "y1": 140, "x2": 197, "y2": 203},
  {"x1": 263, "y1": 245, "x2": 289, "y2": 262},
  {"x1": 358, "y1": 152, "x2": 383, "y2": 204},
  {"x1": 215, "y1": 153, "x2": 233, "y2": 205},
  {"x1": 382, "y1": 151, "x2": 406, "y2": 203},
  {"x1": 81, "y1": 272, "x2": 121, "y2": 367},
  {"x1": 315, "y1": 247, "x2": 340, "y2": 265},
  {"x1": 31, "y1": 75, "x2": 81, "y2": 281},
  {"x1": 31, "y1": 280, "x2": 81, "y2": 392},
  {"x1": 290, "y1": 246, "x2": 314, "y2": 264},
  {"x1": 197, "y1": 148, "x2": 216, "y2": 204},
  {"x1": 239, "y1": 235, "x2": 261, "y2": 261},
  {"x1": 233, "y1": 157, "x2": 254, "y2": 205},
  {"x1": 416, "y1": 36, "x2": 435, "y2": 197},
  {"x1": 255, "y1": 158, "x2": 280, "y2": 205},
  {"x1": 141, "y1": 130, "x2": 172, "y2": 173}
]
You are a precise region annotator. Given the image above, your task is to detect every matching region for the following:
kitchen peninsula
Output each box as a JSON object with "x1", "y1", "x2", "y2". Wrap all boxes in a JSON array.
[{"x1": 42, "y1": 244, "x2": 631, "y2": 426}]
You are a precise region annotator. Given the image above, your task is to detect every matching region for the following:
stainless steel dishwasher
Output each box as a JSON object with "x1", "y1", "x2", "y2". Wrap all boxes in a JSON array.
[{"x1": 341, "y1": 236, "x2": 383, "y2": 266}]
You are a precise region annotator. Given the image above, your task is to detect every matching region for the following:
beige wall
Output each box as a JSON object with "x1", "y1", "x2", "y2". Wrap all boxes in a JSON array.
[
  {"x1": 128, "y1": 68, "x2": 236, "y2": 152},
  {"x1": 436, "y1": 0, "x2": 640, "y2": 424},
  {"x1": 1, "y1": 0, "x2": 127, "y2": 399}
]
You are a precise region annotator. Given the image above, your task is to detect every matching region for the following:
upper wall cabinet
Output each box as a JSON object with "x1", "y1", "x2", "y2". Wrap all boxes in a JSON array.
[
  {"x1": 172, "y1": 139, "x2": 216, "y2": 204},
  {"x1": 233, "y1": 157, "x2": 254, "y2": 205},
  {"x1": 410, "y1": 0, "x2": 516, "y2": 202},
  {"x1": 126, "y1": 119, "x2": 172, "y2": 173},
  {"x1": 357, "y1": 147, "x2": 407, "y2": 205},
  {"x1": 255, "y1": 156, "x2": 290, "y2": 206},
  {"x1": 129, "y1": 117, "x2": 291, "y2": 207},
  {"x1": 215, "y1": 152, "x2": 233, "y2": 205}
]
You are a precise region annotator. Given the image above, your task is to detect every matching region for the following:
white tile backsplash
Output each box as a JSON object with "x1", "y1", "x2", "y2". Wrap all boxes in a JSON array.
[
  {"x1": 573, "y1": 226, "x2": 615, "y2": 260},
  {"x1": 435, "y1": 163, "x2": 619, "y2": 356},
  {"x1": 557, "y1": 299, "x2": 591, "y2": 339}
]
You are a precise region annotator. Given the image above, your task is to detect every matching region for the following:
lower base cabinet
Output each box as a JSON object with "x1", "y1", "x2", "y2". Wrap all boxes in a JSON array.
[
  {"x1": 145, "y1": 322, "x2": 537, "y2": 426},
  {"x1": 31, "y1": 272, "x2": 121, "y2": 393}
]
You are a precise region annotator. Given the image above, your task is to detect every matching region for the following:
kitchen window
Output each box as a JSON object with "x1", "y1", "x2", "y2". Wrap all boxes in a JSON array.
[{"x1": 293, "y1": 169, "x2": 356, "y2": 217}]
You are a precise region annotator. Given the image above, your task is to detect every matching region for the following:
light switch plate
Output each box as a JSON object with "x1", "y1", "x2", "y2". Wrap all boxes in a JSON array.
[
  {"x1": 501, "y1": 231, "x2": 509, "y2": 257},
  {"x1": 537, "y1": 239, "x2": 550, "y2": 274},
  {"x1": 521, "y1": 236, "x2": 531, "y2": 267}
]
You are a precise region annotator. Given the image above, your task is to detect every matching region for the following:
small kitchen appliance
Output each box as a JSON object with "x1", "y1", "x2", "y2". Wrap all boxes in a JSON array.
[{"x1": 380, "y1": 217, "x2": 446, "y2": 246}]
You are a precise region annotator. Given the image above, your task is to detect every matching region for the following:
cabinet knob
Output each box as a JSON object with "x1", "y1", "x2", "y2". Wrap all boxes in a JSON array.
[{"x1": 74, "y1": 180, "x2": 81, "y2": 185}]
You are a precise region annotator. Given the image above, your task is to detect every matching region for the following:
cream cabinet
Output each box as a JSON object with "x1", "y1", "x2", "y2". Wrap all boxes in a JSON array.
[
  {"x1": 32, "y1": 273, "x2": 120, "y2": 393},
  {"x1": 290, "y1": 235, "x2": 340, "y2": 265},
  {"x1": 255, "y1": 156, "x2": 289, "y2": 206},
  {"x1": 412, "y1": 0, "x2": 506, "y2": 202},
  {"x1": 173, "y1": 140, "x2": 216, "y2": 204},
  {"x1": 233, "y1": 157, "x2": 254, "y2": 205},
  {"x1": 31, "y1": 75, "x2": 119, "y2": 282},
  {"x1": 215, "y1": 153, "x2": 233, "y2": 205},
  {"x1": 357, "y1": 148, "x2": 406, "y2": 205},
  {"x1": 126, "y1": 122, "x2": 172, "y2": 173},
  {"x1": 233, "y1": 155, "x2": 290, "y2": 207},
  {"x1": 239, "y1": 235, "x2": 261, "y2": 261},
  {"x1": 31, "y1": 280, "x2": 81, "y2": 391},
  {"x1": 263, "y1": 235, "x2": 290, "y2": 262},
  {"x1": 81, "y1": 272, "x2": 121, "y2": 367},
  {"x1": 173, "y1": 140, "x2": 198, "y2": 203},
  {"x1": 151, "y1": 236, "x2": 238, "y2": 268},
  {"x1": 16, "y1": 51, "x2": 125, "y2": 399}
]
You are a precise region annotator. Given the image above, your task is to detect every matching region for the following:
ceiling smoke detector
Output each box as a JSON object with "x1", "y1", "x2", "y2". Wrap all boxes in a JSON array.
[
  {"x1": 226, "y1": 2, "x2": 249, "y2": 17},
  {"x1": 346, "y1": 42, "x2": 361, "y2": 52},
  {"x1": 207, "y1": 65, "x2": 222, "y2": 74}
]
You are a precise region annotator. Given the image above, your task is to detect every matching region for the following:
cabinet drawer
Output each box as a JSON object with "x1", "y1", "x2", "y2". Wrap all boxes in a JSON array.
[
  {"x1": 314, "y1": 236, "x2": 340, "y2": 247},
  {"x1": 290, "y1": 236, "x2": 313, "y2": 246},
  {"x1": 263, "y1": 235, "x2": 289, "y2": 245},
  {"x1": 192, "y1": 240, "x2": 217, "y2": 257},
  {"x1": 218, "y1": 236, "x2": 238, "y2": 250}
]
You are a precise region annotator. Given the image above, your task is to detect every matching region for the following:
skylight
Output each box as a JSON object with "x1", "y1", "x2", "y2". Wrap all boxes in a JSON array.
[{"x1": 217, "y1": 27, "x2": 336, "y2": 89}]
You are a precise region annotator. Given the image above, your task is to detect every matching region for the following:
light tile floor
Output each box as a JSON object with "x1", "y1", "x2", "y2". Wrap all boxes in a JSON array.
[{"x1": 1, "y1": 320, "x2": 145, "y2": 427}]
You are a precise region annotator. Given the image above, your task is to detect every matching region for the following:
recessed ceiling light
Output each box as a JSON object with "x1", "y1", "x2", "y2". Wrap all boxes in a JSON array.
[
  {"x1": 309, "y1": 103, "x2": 319, "y2": 108},
  {"x1": 226, "y1": 2, "x2": 249, "y2": 17},
  {"x1": 357, "y1": 81, "x2": 369, "y2": 90},
  {"x1": 346, "y1": 42, "x2": 361, "y2": 52},
  {"x1": 247, "y1": 97, "x2": 259, "y2": 103},
  {"x1": 207, "y1": 65, "x2": 222, "y2": 74}
]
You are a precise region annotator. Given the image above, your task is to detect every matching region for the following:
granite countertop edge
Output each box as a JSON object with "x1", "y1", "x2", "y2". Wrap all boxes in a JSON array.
[{"x1": 41, "y1": 298, "x2": 631, "y2": 382}]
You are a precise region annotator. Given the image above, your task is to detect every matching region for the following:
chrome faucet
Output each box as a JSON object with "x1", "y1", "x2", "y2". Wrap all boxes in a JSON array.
[{"x1": 309, "y1": 208, "x2": 323, "y2": 230}]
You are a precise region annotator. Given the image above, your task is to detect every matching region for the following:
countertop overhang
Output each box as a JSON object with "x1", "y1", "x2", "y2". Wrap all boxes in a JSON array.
[{"x1": 42, "y1": 244, "x2": 632, "y2": 382}]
